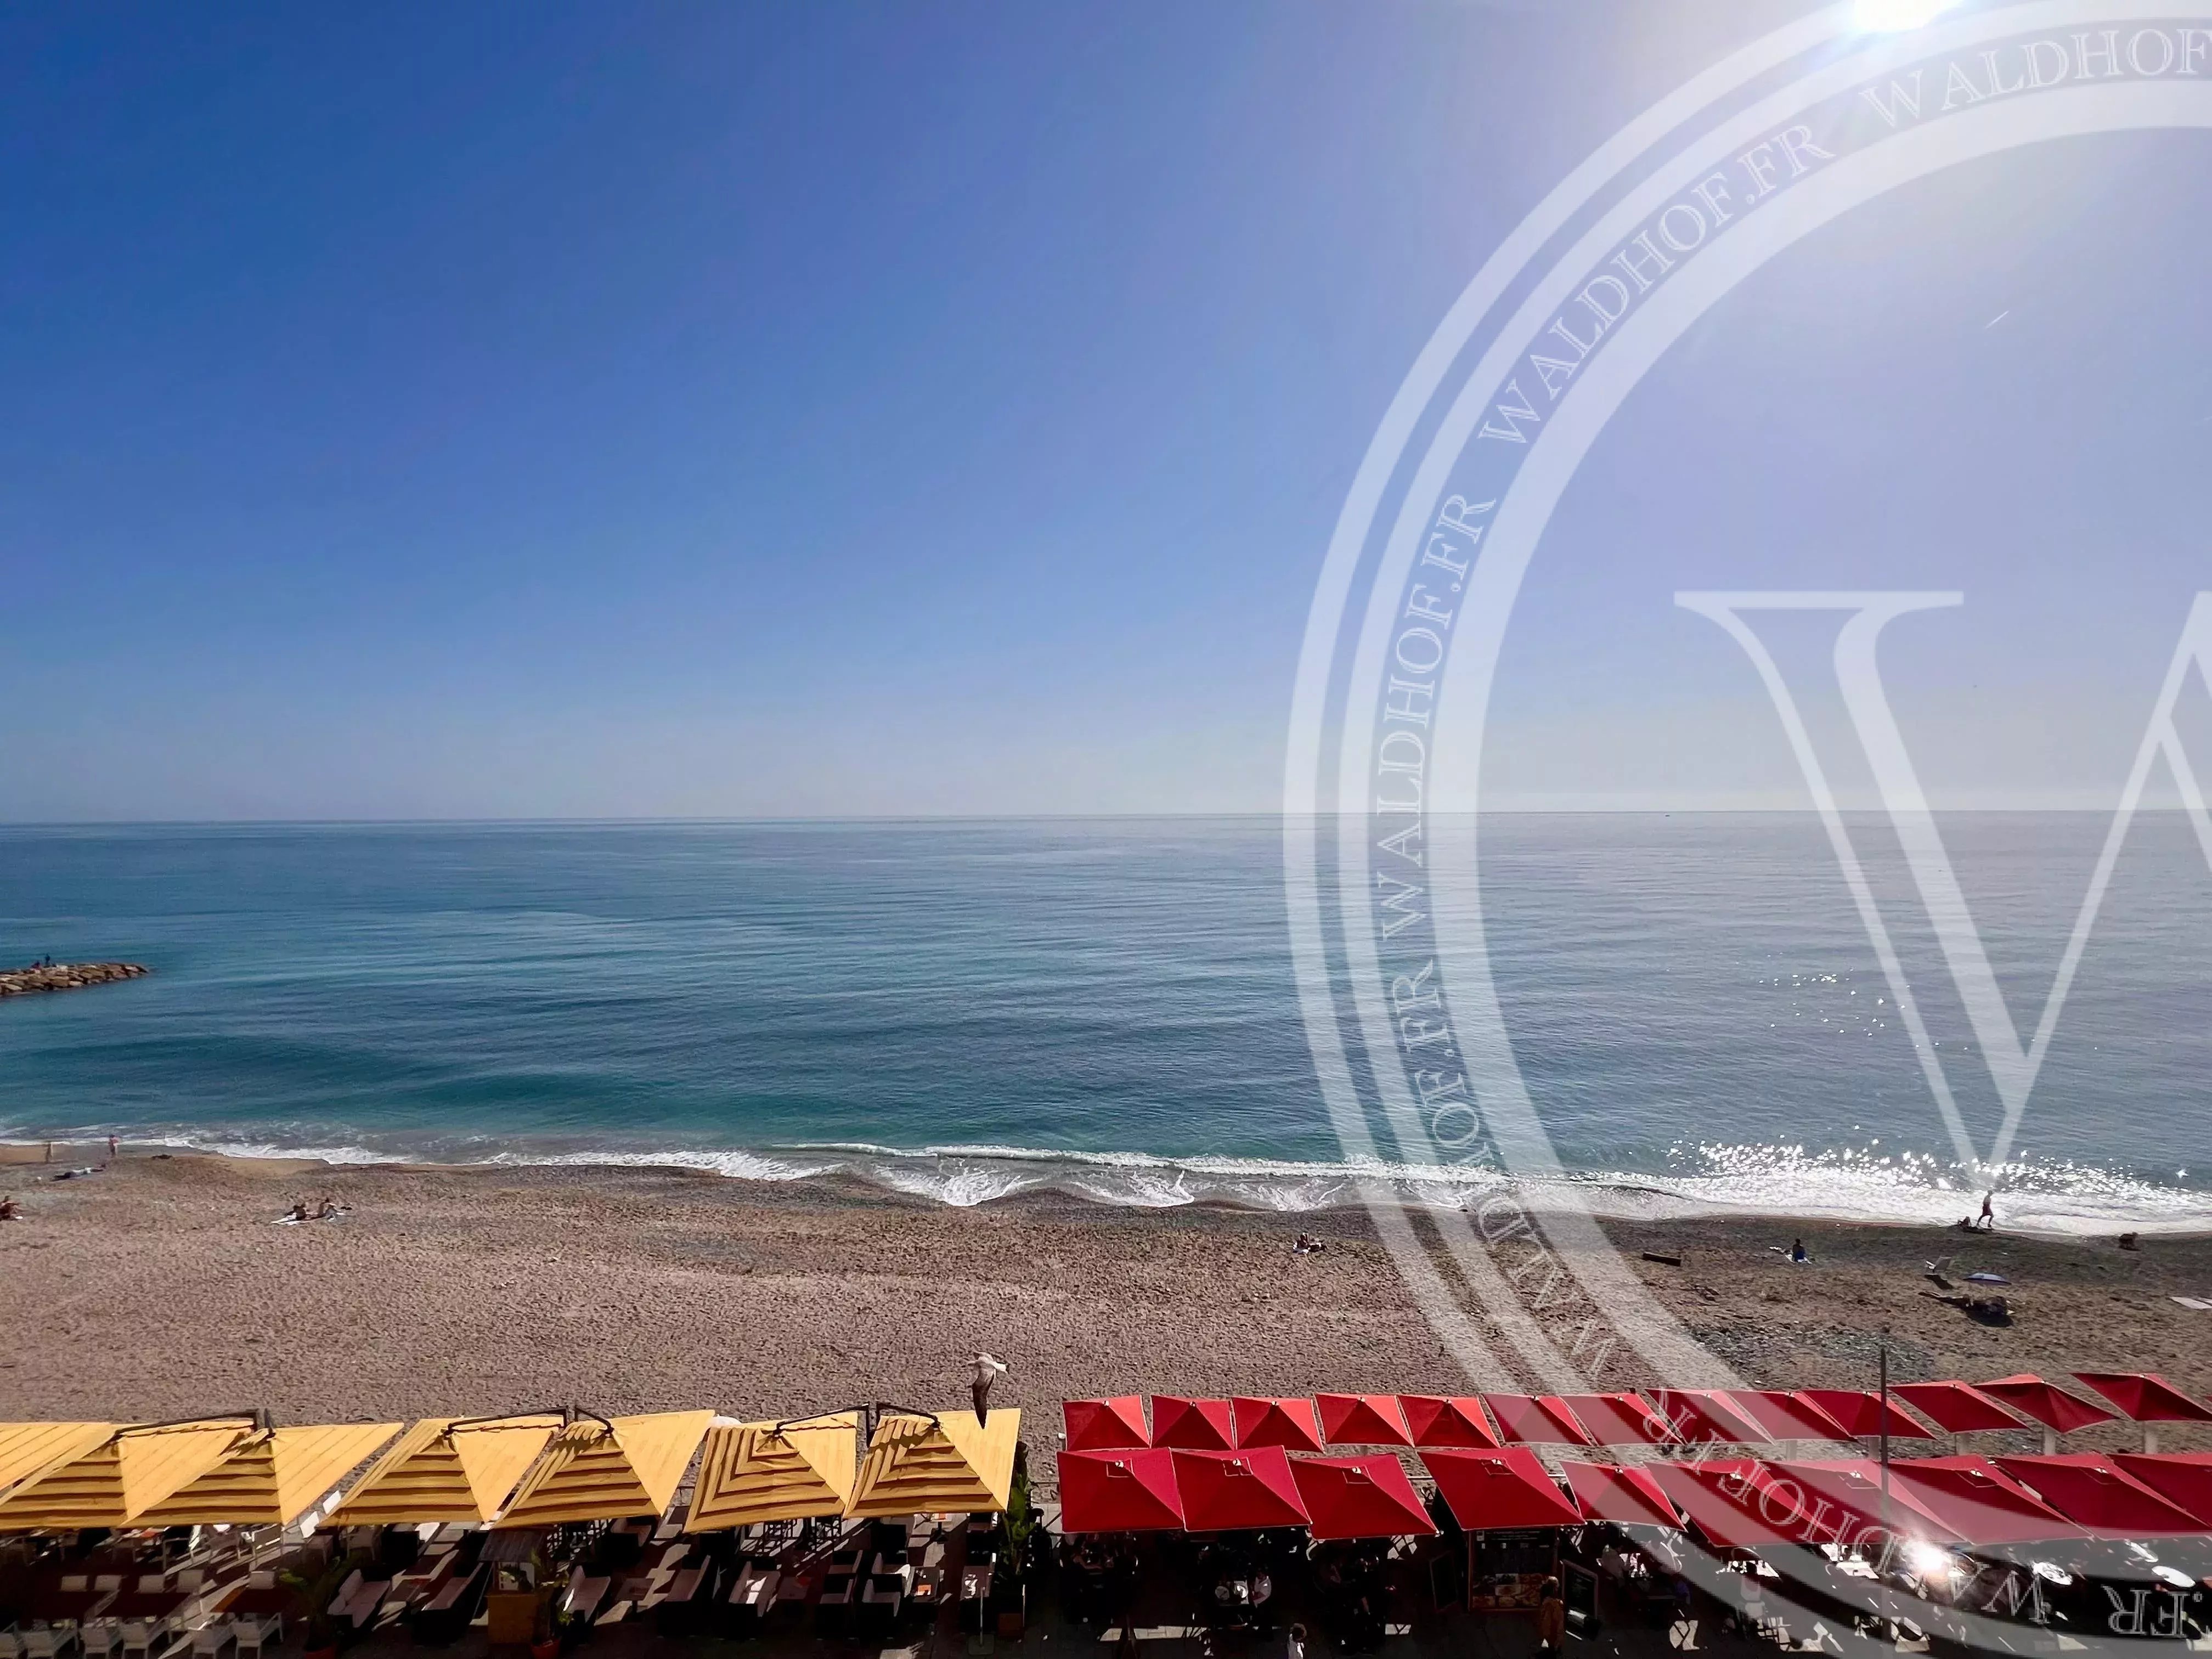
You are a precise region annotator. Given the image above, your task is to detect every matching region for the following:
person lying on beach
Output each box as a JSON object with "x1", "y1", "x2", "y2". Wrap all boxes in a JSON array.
[
  {"x1": 286, "y1": 1200, "x2": 311, "y2": 1222},
  {"x1": 1292, "y1": 1233, "x2": 1325, "y2": 1255},
  {"x1": 315, "y1": 1198, "x2": 348, "y2": 1219}
]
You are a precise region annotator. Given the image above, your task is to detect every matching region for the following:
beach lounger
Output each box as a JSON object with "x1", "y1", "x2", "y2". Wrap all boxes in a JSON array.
[
  {"x1": 0, "y1": 1628, "x2": 21, "y2": 1659},
  {"x1": 859, "y1": 1575, "x2": 904, "y2": 1632},
  {"x1": 22, "y1": 1626, "x2": 78, "y2": 1659},
  {"x1": 229, "y1": 1618, "x2": 278, "y2": 1659},
  {"x1": 115, "y1": 1622, "x2": 160, "y2": 1659},
  {"x1": 60, "y1": 1581, "x2": 89, "y2": 1596},
  {"x1": 186, "y1": 1621, "x2": 232, "y2": 1659},
  {"x1": 76, "y1": 1628, "x2": 120, "y2": 1659},
  {"x1": 90, "y1": 1582, "x2": 122, "y2": 1598},
  {"x1": 654, "y1": 1566, "x2": 714, "y2": 1638}
]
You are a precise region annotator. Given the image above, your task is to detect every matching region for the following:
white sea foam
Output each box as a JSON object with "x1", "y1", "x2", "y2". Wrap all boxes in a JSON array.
[{"x1": 8, "y1": 1127, "x2": 2210, "y2": 1235}]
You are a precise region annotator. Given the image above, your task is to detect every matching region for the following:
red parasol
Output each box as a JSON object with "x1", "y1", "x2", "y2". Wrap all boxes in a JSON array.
[
  {"x1": 1554, "y1": 1393, "x2": 1674, "y2": 1447},
  {"x1": 1649, "y1": 1390, "x2": 1767, "y2": 1446},
  {"x1": 1398, "y1": 1395, "x2": 1500, "y2": 1448},
  {"x1": 1723, "y1": 1391, "x2": 1857, "y2": 1443},
  {"x1": 1795, "y1": 1390, "x2": 1937, "y2": 1441},
  {"x1": 1288, "y1": 1454, "x2": 1438, "y2": 1540},
  {"x1": 1889, "y1": 1383, "x2": 2023, "y2": 1435},
  {"x1": 2070, "y1": 1373, "x2": 2212, "y2": 1424},
  {"x1": 1559, "y1": 1459, "x2": 1681, "y2": 1527},
  {"x1": 1232, "y1": 1397, "x2": 1324, "y2": 1453},
  {"x1": 1317, "y1": 1393, "x2": 1414, "y2": 1448},
  {"x1": 1483, "y1": 1393, "x2": 1594, "y2": 1446},
  {"x1": 1880, "y1": 1455, "x2": 2084, "y2": 1543},
  {"x1": 1644, "y1": 1459, "x2": 1805, "y2": 1547},
  {"x1": 1064, "y1": 1397, "x2": 1152, "y2": 1452},
  {"x1": 2112, "y1": 1453, "x2": 2212, "y2": 1526},
  {"x1": 1152, "y1": 1396, "x2": 1236, "y2": 1451},
  {"x1": 1422, "y1": 1448, "x2": 1581, "y2": 1530},
  {"x1": 1972, "y1": 1375, "x2": 2114, "y2": 1435},
  {"x1": 1058, "y1": 1449, "x2": 1184, "y2": 1532},
  {"x1": 1170, "y1": 1447, "x2": 1311, "y2": 1531},
  {"x1": 1760, "y1": 1458, "x2": 1964, "y2": 1547},
  {"x1": 1991, "y1": 1454, "x2": 2204, "y2": 1536}
]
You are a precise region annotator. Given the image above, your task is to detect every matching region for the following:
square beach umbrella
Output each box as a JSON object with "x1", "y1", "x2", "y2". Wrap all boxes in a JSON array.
[
  {"x1": 496, "y1": 1410, "x2": 715, "y2": 1528},
  {"x1": 1554, "y1": 1393, "x2": 1674, "y2": 1447},
  {"x1": 1644, "y1": 1460, "x2": 1803, "y2": 1548},
  {"x1": 848, "y1": 1408, "x2": 1020, "y2": 1517},
  {"x1": 1057, "y1": 1448, "x2": 1184, "y2": 1532},
  {"x1": 1152, "y1": 1396, "x2": 1235, "y2": 1451},
  {"x1": 1972, "y1": 1376, "x2": 2114, "y2": 1436},
  {"x1": 0, "y1": 1423, "x2": 116, "y2": 1500},
  {"x1": 1422, "y1": 1448, "x2": 1581, "y2": 1530},
  {"x1": 1317, "y1": 1394, "x2": 1413, "y2": 1448},
  {"x1": 1991, "y1": 1454, "x2": 2204, "y2": 1536},
  {"x1": 329, "y1": 1413, "x2": 564, "y2": 1527},
  {"x1": 1889, "y1": 1383, "x2": 2024, "y2": 1435},
  {"x1": 1232, "y1": 1397, "x2": 1324, "y2": 1453},
  {"x1": 1559, "y1": 1460, "x2": 1681, "y2": 1528},
  {"x1": 1794, "y1": 1391, "x2": 1937, "y2": 1442},
  {"x1": 1170, "y1": 1447, "x2": 1310, "y2": 1531},
  {"x1": 1398, "y1": 1396, "x2": 1499, "y2": 1449},
  {"x1": 1289, "y1": 1454, "x2": 1437, "y2": 1540},
  {"x1": 1759, "y1": 1458, "x2": 1963, "y2": 1546},
  {"x1": 1649, "y1": 1390, "x2": 1767, "y2": 1446},
  {"x1": 1722, "y1": 1391, "x2": 1857, "y2": 1443},
  {"x1": 2112, "y1": 1453, "x2": 2212, "y2": 1526},
  {"x1": 1483, "y1": 1395, "x2": 1593, "y2": 1447},
  {"x1": 1880, "y1": 1455, "x2": 2083, "y2": 1544},
  {"x1": 0, "y1": 1418, "x2": 257, "y2": 1531},
  {"x1": 136, "y1": 1423, "x2": 402, "y2": 1528},
  {"x1": 689, "y1": 1413, "x2": 858, "y2": 1530},
  {"x1": 2071, "y1": 1374, "x2": 2212, "y2": 1449},
  {"x1": 1064, "y1": 1397, "x2": 1150, "y2": 1452}
]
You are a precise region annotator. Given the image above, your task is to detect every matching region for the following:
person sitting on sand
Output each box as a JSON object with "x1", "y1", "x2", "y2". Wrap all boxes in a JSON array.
[
  {"x1": 286, "y1": 1199, "x2": 310, "y2": 1222},
  {"x1": 0, "y1": 1195, "x2": 18, "y2": 1221},
  {"x1": 1791, "y1": 1238, "x2": 1809, "y2": 1263},
  {"x1": 316, "y1": 1197, "x2": 346, "y2": 1219}
]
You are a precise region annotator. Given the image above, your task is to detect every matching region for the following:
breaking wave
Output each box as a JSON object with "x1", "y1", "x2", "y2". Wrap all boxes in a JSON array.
[{"x1": 7, "y1": 1123, "x2": 2210, "y2": 1235}]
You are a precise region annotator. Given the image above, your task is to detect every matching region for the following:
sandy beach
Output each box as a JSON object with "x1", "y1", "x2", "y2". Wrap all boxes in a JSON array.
[{"x1": 4, "y1": 1148, "x2": 2209, "y2": 1473}]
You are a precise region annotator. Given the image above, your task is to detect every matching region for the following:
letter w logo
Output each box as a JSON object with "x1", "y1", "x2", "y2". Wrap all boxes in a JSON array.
[{"x1": 1675, "y1": 591, "x2": 2212, "y2": 1176}]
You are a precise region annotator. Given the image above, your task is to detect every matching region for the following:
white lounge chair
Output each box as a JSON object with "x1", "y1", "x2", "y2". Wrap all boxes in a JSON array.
[
  {"x1": 77, "y1": 1626, "x2": 121, "y2": 1659},
  {"x1": 231, "y1": 1618, "x2": 278, "y2": 1659},
  {"x1": 22, "y1": 1626, "x2": 78, "y2": 1659}
]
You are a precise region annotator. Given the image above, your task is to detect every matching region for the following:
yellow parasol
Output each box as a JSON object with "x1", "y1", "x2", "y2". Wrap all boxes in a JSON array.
[
  {"x1": 494, "y1": 1410, "x2": 715, "y2": 1528},
  {"x1": 0, "y1": 1418, "x2": 258, "y2": 1530},
  {"x1": 136, "y1": 1423, "x2": 403, "y2": 1529},
  {"x1": 326, "y1": 1414, "x2": 564, "y2": 1527},
  {"x1": 687, "y1": 1413, "x2": 858, "y2": 1530},
  {"x1": 0, "y1": 1423, "x2": 116, "y2": 1502},
  {"x1": 847, "y1": 1409, "x2": 1020, "y2": 1518}
]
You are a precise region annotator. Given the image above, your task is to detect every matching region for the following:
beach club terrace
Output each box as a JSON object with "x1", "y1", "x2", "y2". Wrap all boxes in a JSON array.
[{"x1": 3, "y1": 1375, "x2": 2211, "y2": 1659}]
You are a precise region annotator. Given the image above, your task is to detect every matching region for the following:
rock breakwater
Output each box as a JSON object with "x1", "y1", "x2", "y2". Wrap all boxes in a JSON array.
[{"x1": 0, "y1": 961, "x2": 151, "y2": 998}]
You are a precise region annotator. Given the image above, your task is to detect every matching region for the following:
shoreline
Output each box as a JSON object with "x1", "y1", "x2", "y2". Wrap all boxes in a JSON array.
[
  {"x1": 4, "y1": 1135, "x2": 2207, "y2": 1240},
  {"x1": 4, "y1": 1150, "x2": 2210, "y2": 1459}
]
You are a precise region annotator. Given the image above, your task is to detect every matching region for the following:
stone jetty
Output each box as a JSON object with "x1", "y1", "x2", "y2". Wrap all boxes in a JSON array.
[{"x1": 0, "y1": 961, "x2": 151, "y2": 998}]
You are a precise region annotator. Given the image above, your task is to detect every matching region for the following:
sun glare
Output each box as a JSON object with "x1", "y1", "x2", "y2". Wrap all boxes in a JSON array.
[{"x1": 1855, "y1": 0, "x2": 1962, "y2": 29}]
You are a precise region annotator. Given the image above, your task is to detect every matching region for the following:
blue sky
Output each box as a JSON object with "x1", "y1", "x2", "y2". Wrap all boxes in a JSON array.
[{"x1": 3, "y1": 1, "x2": 2207, "y2": 817}]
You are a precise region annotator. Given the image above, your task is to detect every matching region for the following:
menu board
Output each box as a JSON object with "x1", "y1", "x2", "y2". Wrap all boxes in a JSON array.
[{"x1": 1466, "y1": 1529, "x2": 1558, "y2": 1613}]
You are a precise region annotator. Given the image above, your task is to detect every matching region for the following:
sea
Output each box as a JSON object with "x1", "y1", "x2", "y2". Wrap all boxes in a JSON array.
[{"x1": 2, "y1": 815, "x2": 2207, "y2": 1235}]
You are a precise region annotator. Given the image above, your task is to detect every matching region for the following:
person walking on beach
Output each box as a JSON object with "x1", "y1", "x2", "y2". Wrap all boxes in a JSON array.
[
  {"x1": 1978, "y1": 1192, "x2": 1995, "y2": 1231},
  {"x1": 971, "y1": 1351, "x2": 1008, "y2": 1424}
]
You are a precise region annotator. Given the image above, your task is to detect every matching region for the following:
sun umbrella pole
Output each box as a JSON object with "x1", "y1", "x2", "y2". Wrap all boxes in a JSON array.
[{"x1": 1877, "y1": 1329, "x2": 1891, "y2": 1559}]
